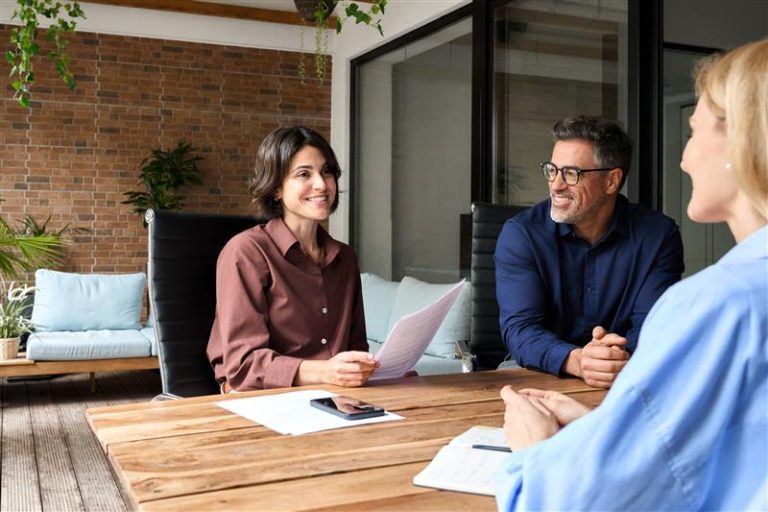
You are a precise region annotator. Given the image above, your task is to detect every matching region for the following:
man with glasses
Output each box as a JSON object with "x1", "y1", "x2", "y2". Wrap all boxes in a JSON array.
[{"x1": 495, "y1": 115, "x2": 684, "y2": 388}]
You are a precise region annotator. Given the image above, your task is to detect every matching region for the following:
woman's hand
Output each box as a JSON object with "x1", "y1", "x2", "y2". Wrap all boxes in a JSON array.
[
  {"x1": 500, "y1": 385, "x2": 561, "y2": 451},
  {"x1": 517, "y1": 388, "x2": 592, "y2": 426},
  {"x1": 296, "y1": 351, "x2": 380, "y2": 387}
]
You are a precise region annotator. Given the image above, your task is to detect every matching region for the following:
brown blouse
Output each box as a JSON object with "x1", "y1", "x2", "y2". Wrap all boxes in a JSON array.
[{"x1": 206, "y1": 217, "x2": 368, "y2": 391}]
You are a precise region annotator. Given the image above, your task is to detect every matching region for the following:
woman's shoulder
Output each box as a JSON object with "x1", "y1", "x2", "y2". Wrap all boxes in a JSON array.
[
  {"x1": 219, "y1": 223, "x2": 274, "y2": 262},
  {"x1": 656, "y1": 260, "x2": 762, "y2": 315}
]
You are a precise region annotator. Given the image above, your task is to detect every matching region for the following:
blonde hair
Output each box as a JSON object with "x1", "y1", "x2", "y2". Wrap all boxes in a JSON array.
[{"x1": 694, "y1": 38, "x2": 768, "y2": 219}]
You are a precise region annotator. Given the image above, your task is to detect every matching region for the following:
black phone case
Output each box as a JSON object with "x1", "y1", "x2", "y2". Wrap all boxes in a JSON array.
[{"x1": 309, "y1": 398, "x2": 386, "y2": 420}]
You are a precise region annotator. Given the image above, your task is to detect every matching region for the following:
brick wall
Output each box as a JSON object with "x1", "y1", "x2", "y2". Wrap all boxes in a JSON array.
[{"x1": 0, "y1": 25, "x2": 331, "y2": 275}]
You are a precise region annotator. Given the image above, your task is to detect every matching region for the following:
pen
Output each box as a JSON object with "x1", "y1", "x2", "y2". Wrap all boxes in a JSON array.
[{"x1": 471, "y1": 444, "x2": 512, "y2": 453}]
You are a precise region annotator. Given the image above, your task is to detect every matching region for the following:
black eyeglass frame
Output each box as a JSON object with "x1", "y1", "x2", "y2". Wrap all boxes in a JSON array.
[{"x1": 540, "y1": 162, "x2": 617, "y2": 185}]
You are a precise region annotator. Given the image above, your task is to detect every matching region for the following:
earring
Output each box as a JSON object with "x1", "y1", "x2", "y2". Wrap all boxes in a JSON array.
[{"x1": 725, "y1": 162, "x2": 732, "y2": 170}]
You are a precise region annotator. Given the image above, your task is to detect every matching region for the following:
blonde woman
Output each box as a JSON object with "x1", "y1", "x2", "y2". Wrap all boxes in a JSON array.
[{"x1": 497, "y1": 39, "x2": 767, "y2": 510}]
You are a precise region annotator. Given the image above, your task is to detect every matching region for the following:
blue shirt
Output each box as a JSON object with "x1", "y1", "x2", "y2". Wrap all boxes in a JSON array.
[
  {"x1": 494, "y1": 195, "x2": 684, "y2": 375},
  {"x1": 496, "y1": 226, "x2": 768, "y2": 511}
]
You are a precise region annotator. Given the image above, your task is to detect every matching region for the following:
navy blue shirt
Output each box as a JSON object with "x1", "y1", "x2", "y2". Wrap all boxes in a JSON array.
[{"x1": 494, "y1": 195, "x2": 684, "y2": 376}]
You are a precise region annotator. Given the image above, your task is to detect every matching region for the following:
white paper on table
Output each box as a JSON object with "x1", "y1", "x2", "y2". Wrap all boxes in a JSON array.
[
  {"x1": 216, "y1": 389, "x2": 403, "y2": 435},
  {"x1": 412, "y1": 426, "x2": 513, "y2": 496},
  {"x1": 448, "y1": 425, "x2": 507, "y2": 449},
  {"x1": 370, "y1": 279, "x2": 466, "y2": 380}
]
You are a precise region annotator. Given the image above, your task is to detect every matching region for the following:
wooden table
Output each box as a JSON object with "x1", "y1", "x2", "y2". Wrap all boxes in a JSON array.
[{"x1": 86, "y1": 369, "x2": 605, "y2": 511}]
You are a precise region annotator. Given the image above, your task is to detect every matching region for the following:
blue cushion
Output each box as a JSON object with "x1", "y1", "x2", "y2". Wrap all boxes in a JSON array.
[
  {"x1": 386, "y1": 276, "x2": 470, "y2": 358},
  {"x1": 360, "y1": 272, "x2": 400, "y2": 342},
  {"x1": 140, "y1": 326, "x2": 158, "y2": 356},
  {"x1": 31, "y1": 270, "x2": 145, "y2": 332},
  {"x1": 25, "y1": 330, "x2": 152, "y2": 360}
]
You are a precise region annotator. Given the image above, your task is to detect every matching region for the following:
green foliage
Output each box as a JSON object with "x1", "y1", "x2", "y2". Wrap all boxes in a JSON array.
[
  {"x1": 0, "y1": 214, "x2": 64, "y2": 279},
  {"x1": 298, "y1": 0, "x2": 387, "y2": 85},
  {"x1": 15, "y1": 213, "x2": 89, "y2": 238},
  {"x1": 6, "y1": 0, "x2": 86, "y2": 108},
  {"x1": 337, "y1": 0, "x2": 387, "y2": 36},
  {"x1": 122, "y1": 140, "x2": 205, "y2": 227}
]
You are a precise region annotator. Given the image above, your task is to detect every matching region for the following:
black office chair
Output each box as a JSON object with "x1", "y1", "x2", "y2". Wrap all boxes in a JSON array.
[
  {"x1": 469, "y1": 202, "x2": 526, "y2": 370},
  {"x1": 146, "y1": 209, "x2": 266, "y2": 398}
]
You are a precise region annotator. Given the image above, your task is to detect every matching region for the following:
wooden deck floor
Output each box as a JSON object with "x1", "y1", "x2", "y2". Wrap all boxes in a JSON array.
[{"x1": 0, "y1": 370, "x2": 161, "y2": 511}]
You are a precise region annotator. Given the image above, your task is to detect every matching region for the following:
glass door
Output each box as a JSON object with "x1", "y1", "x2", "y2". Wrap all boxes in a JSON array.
[{"x1": 491, "y1": 0, "x2": 629, "y2": 206}]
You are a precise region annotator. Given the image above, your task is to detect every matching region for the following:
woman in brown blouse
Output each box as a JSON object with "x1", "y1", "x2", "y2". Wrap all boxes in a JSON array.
[{"x1": 207, "y1": 126, "x2": 378, "y2": 391}]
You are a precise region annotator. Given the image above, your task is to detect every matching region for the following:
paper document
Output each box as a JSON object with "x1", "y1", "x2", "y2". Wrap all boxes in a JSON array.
[
  {"x1": 371, "y1": 279, "x2": 465, "y2": 380},
  {"x1": 412, "y1": 426, "x2": 513, "y2": 496},
  {"x1": 217, "y1": 389, "x2": 403, "y2": 435},
  {"x1": 449, "y1": 425, "x2": 508, "y2": 449}
]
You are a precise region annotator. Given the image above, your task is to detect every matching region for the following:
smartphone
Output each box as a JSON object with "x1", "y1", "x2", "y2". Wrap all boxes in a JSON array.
[{"x1": 309, "y1": 396, "x2": 386, "y2": 420}]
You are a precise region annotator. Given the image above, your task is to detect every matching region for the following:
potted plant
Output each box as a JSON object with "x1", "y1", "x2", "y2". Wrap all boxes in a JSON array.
[
  {"x1": 5, "y1": 0, "x2": 86, "y2": 107},
  {"x1": 294, "y1": 0, "x2": 388, "y2": 84},
  {"x1": 0, "y1": 282, "x2": 34, "y2": 360},
  {"x1": 122, "y1": 140, "x2": 205, "y2": 227}
]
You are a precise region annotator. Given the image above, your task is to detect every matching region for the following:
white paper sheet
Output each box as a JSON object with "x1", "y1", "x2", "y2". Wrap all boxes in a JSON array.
[
  {"x1": 412, "y1": 426, "x2": 513, "y2": 496},
  {"x1": 216, "y1": 389, "x2": 403, "y2": 435},
  {"x1": 413, "y1": 444, "x2": 512, "y2": 496},
  {"x1": 370, "y1": 279, "x2": 466, "y2": 380},
  {"x1": 448, "y1": 425, "x2": 507, "y2": 449}
]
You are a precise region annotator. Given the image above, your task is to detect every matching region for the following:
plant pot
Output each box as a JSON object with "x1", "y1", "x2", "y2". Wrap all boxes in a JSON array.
[
  {"x1": 294, "y1": 0, "x2": 338, "y2": 22},
  {"x1": 0, "y1": 337, "x2": 20, "y2": 360}
]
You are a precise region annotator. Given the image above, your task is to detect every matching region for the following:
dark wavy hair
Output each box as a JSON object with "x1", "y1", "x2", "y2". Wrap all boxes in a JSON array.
[
  {"x1": 249, "y1": 126, "x2": 341, "y2": 218},
  {"x1": 552, "y1": 115, "x2": 633, "y2": 189}
]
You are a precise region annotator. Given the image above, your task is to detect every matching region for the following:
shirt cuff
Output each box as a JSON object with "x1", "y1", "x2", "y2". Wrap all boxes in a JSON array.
[
  {"x1": 547, "y1": 343, "x2": 577, "y2": 377},
  {"x1": 263, "y1": 355, "x2": 304, "y2": 389}
]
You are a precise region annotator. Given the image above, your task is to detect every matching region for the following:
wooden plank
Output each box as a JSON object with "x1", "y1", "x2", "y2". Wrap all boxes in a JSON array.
[
  {"x1": 0, "y1": 357, "x2": 159, "y2": 378},
  {"x1": 87, "y1": 370, "x2": 606, "y2": 509},
  {"x1": 50, "y1": 378, "x2": 129, "y2": 512},
  {"x1": 25, "y1": 380, "x2": 84, "y2": 511},
  {"x1": 110, "y1": 401, "x2": 507, "y2": 503},
  {"x1": 140, "y1": 462, "x2": 494, "y2": 512},
  {"x1": 314, "y1": 487, "x2": 496, "y2": 512},
  {"x1": 83, "y1": 0, "x2": 338, "y2": 28},
  {"x1": 0, "y1": 381, "x2": 43, "y2": 512},
  {"x1": 86, "y1": 369, "x2": 591, "y2": 416},
  {"x1": 86, "y1": 370, "x2": 595, "y2": 451}
]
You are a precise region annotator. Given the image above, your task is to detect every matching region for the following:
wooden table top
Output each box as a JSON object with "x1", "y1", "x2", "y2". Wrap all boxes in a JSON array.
[{"x1": 86, "y1": 369, "x2": 605, "y2": 511}]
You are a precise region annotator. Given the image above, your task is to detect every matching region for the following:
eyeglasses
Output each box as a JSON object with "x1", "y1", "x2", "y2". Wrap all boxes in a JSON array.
[{"x1": 540, "y1": 162, "x2": 616, "y2": 185}]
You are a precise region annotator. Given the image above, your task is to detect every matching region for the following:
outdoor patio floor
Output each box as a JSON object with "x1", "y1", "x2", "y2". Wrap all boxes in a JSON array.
[{"x1": 0, "y1": 370, "x2": 161, "y2": 511}]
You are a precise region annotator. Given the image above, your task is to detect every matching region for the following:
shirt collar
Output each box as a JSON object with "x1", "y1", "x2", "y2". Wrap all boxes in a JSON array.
[
  {"x1": 719, "y1": 225, "x2": 768, "y2": 265},
  {"x1": 550, "y1": 194, "x2": 630, "y2": 241},
  {"x1": 265, "y1": 217, "x2": 340, "y2": 265}
]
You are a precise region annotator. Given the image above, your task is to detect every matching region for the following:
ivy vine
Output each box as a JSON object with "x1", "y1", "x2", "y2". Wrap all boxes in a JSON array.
[
  {"x1": 5, "y1": 0, "x2": 86, "y2": 108},
  {"x1": 297, "y1": 0, "x2": 387, "y2": 85}
]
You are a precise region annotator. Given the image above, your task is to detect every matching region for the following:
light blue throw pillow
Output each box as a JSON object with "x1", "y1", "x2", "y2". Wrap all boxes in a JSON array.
[
  {"x1": 360, "y1": 272, "x2": 400, "y2": 343},
  {"x1": 31, "y1": 270, "x2": 146, "y2": 332},
  {"x1": 386, "y1": 276, "x2": 470, "y2": 358}
]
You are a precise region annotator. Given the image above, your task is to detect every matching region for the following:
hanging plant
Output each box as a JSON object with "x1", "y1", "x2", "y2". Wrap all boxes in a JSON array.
[
  {"x1": 294, "y1": 0, "x2": 387, "y2": 85},
  {"x1": 5, "y1": 0, "x2": 86, "y2": 108}
]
